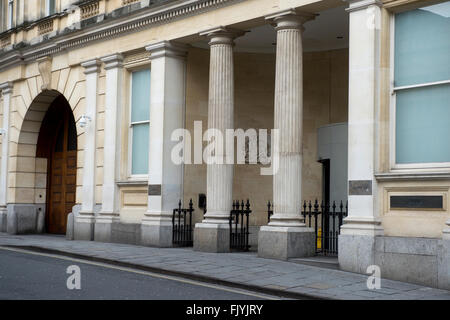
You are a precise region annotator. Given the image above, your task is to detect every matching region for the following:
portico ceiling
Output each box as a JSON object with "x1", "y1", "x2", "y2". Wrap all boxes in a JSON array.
[{"x1": 192, "y1": 5, "x2": 349, "y2": 53}]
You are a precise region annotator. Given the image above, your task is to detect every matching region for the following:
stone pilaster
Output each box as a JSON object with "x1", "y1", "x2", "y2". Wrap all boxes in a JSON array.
[
  {"x1": 258, "y1": 9, "x2": 316, "y2": 260},
  {"x1": 75, "y1": 59, "x2": 101, "y2": 241},
  {"x1": 441, "y1": 219, "x2": 450, "y2": 290},
  {"x1": 140, "y1": 41, "x2": 187, "y2": 247},
  {"x1": 95, "y1": 54, "x2": 124, "y2": 242},
  {"x1": 193, "y1": 27, "x2": 244, "y2": 253},
  {"x1": 443, "y1": 220, "x2": 450, "y2": 240},
  {"x1": 338, "y1": 0, "x2": 384, "y2": 273},
  {"x1": 0, "y1": 82, "x2": 13, "y2": 233}
]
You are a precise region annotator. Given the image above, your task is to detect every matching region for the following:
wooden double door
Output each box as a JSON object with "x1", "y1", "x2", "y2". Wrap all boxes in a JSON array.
[{"x1": 43, "y1": 104, "x2": 77, "y2": 234}]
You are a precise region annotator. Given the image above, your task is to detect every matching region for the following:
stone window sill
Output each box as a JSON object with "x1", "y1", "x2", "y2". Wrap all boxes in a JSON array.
[
  {"x1": 375, "y1": 172, "x2": 450, "y2": 182},
  {"x1": 116, "y1": 180, "x2": 148, "y2": 186}
]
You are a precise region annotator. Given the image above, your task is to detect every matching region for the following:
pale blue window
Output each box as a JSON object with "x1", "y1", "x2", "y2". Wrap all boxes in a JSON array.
[
  {"x1": 130, "y1": 69, "x2": 151, "y2": 175},
  {"x1": 46, "y1": 0, "x2": 56, "y2": 16},
  {"x1": 7, "y1": 0, "x2": 13, "y2": 29},
  {"x1": 0, "y1": 1, "x2": 4, "y2": 32},
  {"x1": 394, "y1": 2, "x2": 450, "y2": 164}
]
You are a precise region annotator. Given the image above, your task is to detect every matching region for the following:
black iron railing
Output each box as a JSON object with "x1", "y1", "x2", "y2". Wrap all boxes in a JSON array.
[
  {"x1": 267, "y1": 201, "x2": 273, "y2": 223},
  {"x1": 267, "y1": 199, "x2": 348, "y2": 256},
  {"x1": 229, "y1": 200, "x2": 251, "y2": 252},
  {"x1": 172, "y1": 199, "x2": 194, "y2": 247}
]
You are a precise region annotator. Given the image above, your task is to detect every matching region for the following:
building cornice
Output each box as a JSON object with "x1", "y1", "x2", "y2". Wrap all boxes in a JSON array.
[{"x1": 0, "y1": 0, "x2": 238, "y2": 73}]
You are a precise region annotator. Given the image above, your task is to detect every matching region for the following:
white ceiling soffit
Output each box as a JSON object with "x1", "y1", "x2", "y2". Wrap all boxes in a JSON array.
[{"x1": 193, "y1": 5, "x2": 349, "y2": 53}]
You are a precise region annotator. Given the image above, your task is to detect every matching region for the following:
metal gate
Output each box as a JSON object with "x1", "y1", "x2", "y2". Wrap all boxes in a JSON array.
[
  {"x1": 267, "y1": 199, "x2": 347, "y2": 256},
  {"x1": 229, "y1": 200, "x2": 251, "y2": 252},
  {"x1": 172, "y1": 199, "x2": 194, "y2": 247}
]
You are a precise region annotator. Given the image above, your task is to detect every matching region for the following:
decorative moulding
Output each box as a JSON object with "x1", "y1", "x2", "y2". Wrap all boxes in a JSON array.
[
  {"x1": 0, "y1": 0, "x2": 237, "y2": 71},
  {"x1": 37, "y1": 56, "x2": 53, "y2": 91}
]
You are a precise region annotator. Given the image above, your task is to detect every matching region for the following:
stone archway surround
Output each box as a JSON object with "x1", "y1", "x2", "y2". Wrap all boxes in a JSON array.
[{"x1": 6, "y1": 67, "x2": 86, "y2": 234}]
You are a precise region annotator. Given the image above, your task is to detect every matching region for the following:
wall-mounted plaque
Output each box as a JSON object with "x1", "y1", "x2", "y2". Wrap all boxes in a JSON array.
[
  {"x1": 390, "y1": 195, "x2": 443, "y2": 209},
  {"x1": 349, "y1": 180, "x2": 372, "y2": 195},
  {"x1": 148, "y1": 184, "x2": 161, "y2": 196}
]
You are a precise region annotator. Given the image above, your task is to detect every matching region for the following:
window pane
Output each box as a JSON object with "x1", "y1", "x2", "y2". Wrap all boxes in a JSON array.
[
  {"x1": 131, "y1": 69, "x2": 151, "y2": 123},
  {"x1": 396, "y1": 84, "x2": 450, "y2": 164},
  {"x1": 394, "y1": 2, "x2": 450, "y2": 87},
  {"x1": 49, "y1": 0, "x2": 55, "y2": 15},
  {"x1": 131, "y1": 123, "x2": 149, "y2": 175},
  {"x1": 8, "y1": 0, "x2": 13, "y2": 29},
  {"x1": 0, "y1": 1, "x2": 4, "y2": 32}
]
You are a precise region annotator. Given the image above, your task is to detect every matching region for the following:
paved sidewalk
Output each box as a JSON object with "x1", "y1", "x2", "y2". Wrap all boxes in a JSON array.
[{"x1": 0, "y1": 233, "x2": 449, "y2": 300}]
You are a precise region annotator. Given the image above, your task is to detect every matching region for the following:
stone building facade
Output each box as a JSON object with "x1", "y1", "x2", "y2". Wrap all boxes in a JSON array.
[{"x1": 0, "y1": 0, "x2": 449, "y2": 289}]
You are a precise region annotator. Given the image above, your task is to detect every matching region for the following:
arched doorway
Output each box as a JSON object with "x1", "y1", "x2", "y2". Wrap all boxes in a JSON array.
[{"x1": 36, "y1": 95, "x2": 77, "y2": 234}]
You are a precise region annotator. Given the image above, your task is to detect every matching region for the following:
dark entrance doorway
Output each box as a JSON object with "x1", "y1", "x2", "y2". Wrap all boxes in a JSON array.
[
  {"x1": 319, "y1": 159, "x2": 331, "y2": 251},
  {"x1": 37, "y1": 95, "x2": 77, "y2": 234}
]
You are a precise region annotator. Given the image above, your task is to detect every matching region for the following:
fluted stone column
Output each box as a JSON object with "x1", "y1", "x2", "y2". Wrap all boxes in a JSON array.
[
  {"x1": 95, "y1": 54, "x2": 124, "y2": 242},
  {"x1": 193, "y1": 27, "x2": 243, "y2": 253},
  {"x1": 141, "y1": 41, "x2": 187, "y2": 247},
  {"x1": 75, "y1": 59, "x2": 101, "y2": 241},
  {"x1": 258, "y1": 9, "x2": 316, "y2": 260},
  {"x1": 0, "y1": 82, "x2": 13, "y2": 232}
]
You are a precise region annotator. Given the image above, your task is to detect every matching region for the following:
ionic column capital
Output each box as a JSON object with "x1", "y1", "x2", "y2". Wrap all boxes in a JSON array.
[
  {"x1": 0, "y1": 82, "x2": 13, "y2": 95},
  {"x1": 145, "y1": 40, "x2": 188, "y2": 60},
  {"x1": 100, "y1": 53, "x2": 124, "y2": 70},
  {"x1": 81, "y1": 59, "x2": 102, "y2": 74},
  {"x1": 265, "y1": 9, "x2": 316, "y2": 31},
  {"x1": 199, "y1": 26, "x2": 245, "y2": 46}
]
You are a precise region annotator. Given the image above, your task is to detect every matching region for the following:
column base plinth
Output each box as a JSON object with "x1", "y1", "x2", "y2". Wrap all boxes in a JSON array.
[
  {"x1": 340, "y1": 217, "x2": 384, "y2": 237},
  {"x1": 257, "y1": 225, "x2": 315, "y2": 260},
  {"x1": 141, "y1": 217, "x2": 173, "y2": 248},
  {"x1": 438, "y1": 236, "x2": 450, "y2": 290},
  {"x1": 74, "y1": 214, "x2": 95, "y2": 241},
  {"x1": 193, "y1": 223, "x2": 230, "y2": 253},
  {"x1": 0, "y1": 206, "x2": 7, "y2": 233},
  {"x1": 338, "y1": 234, "x2": 378, "y2": 274},
  {"x1": 94, "y1": 215, "x2": 119, "y2": 242},
  {"x1": 443, "y1": 226, "x2": 450, "y2": 241},
  {"x1": 5, "y1": 204, "x2": 45, "y2": 235}
]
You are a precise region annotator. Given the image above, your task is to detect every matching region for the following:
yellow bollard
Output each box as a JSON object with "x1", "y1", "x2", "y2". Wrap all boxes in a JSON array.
[{"x1": 317, "y1": 228, "x2": 322, "y2": 249}]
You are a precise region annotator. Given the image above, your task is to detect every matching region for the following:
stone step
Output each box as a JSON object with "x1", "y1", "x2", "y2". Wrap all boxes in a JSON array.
[{"x1": 289, "y1": 256, "x2": 339, "y2": 270}]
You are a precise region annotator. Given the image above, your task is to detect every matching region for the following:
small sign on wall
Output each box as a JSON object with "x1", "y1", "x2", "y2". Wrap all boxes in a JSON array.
[
  {"x1": 390, "y1": 195, "x2": 444, "y2": 210},
  {"x1": 349, "y1": 180, "x2": 372, "y2": 196}
]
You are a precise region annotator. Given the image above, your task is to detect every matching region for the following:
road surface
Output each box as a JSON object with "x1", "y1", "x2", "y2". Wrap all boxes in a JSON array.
[{"x1": 0, "y1": 247, "x2": 280, "y2": 300}]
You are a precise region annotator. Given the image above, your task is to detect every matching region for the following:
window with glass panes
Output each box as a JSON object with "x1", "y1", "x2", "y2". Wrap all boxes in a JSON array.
[
  {"x1": 7, "y1": 0, "x2": 13, "y2": 29},
  {"x1": 46, "y1": 0, "x2": 55, "y2": 16},
  {"x1": 393, "y1": 1, "x2": 450, "y2": 165},
  {"x1": 130, "y1": 69, "x2": 151, "y2": 175}
]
